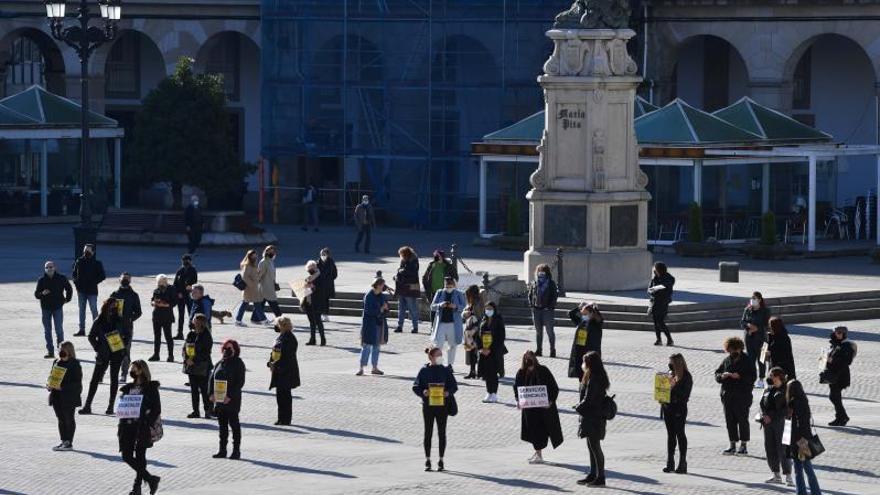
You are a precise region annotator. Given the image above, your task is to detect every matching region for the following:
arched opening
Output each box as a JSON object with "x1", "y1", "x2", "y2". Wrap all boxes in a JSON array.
[
  {"x1": 670, "y1": 35, "x2": 748, "y2": 111},
  {"x1": 103, "y1": 30, "x2": 166, "y2": 101},
  {"x1": 0, "y1": 29, "x2": 66, "y2": 97}
]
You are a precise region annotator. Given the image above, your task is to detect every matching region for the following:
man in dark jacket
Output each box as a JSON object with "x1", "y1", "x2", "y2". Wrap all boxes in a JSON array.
[
  {"x1": 354, "y1": 194, "x2": 376, "y2": 254},
  {"x1": 110, "y1": 272, "x2": 142, "y2": 380},
  {"x1": 35, "y1": 260, "x2": 73, "y2": 358},
  {"x1": 173, "y1": 254, "x2": 198, "y2": 339},
  {"x1": 824, "y1": 326, "x2": 856, "y2": 426},
  {"x1": 184, "y1": 194, "x2": 204, "y2": 254},
  {"x1": 71, "y1": 244, "x2": 106, "y2": 336}
]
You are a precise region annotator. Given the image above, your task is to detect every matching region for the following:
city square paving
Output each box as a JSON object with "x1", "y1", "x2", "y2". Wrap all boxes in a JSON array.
[{"x1": 0, "y1": 224, "x2": 878, "y2": 494}]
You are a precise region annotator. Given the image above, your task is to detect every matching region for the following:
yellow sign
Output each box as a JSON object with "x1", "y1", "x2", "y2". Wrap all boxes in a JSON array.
[
  {"x1": 481, "y1": 333, "x2": 493, "y2": 348},
  {"x1": 428, "y1": 383, "x2": 445, "y2": 407},
  {"x1": 654, "y1": 372, "x2": 672, "y2": 404},
  {"x1": 271, "y1": 348, "x2": 281, "y2": 363},
  {"x1": 106, "y1": 331, "x2": 125, "y2": 353},
  {"x1": 185, "y1": 343, "x2": 196, "y2": 359},
  {"x1": 47, "y1": 365, "x2": 67, "y2": 390},
  {"x1": 576, "y1": 327, "x2": 588, "y2": 347},
  {"x1": 214, "y1": 379, "x2": 228, "y2": 403}
]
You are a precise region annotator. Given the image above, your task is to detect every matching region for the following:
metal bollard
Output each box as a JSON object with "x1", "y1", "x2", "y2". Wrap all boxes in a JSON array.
[{"x1": 556, "y1": 248, "x2": 565, "y2": 297}]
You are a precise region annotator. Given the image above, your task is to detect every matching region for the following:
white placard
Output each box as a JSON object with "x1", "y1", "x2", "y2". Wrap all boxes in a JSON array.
[
  {"x1": 117, "y1": 394, "x2": 143, "y2": 419},
  {"x1": 781, "y1": 419, "x2": 792, "y2": 446},
  {"x1": 517, "y1": 385, "x2": 550, "y2": 409}
]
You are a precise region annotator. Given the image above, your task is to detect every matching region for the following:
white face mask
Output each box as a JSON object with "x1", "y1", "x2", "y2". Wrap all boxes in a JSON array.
[
  {"x1": 362, "y1": 200, "x2": 369, "y2": 206},
  {"x1": 485, "y1": 309, "x2": 495, "y2": 318},
  {"x1": 320, "y1": 255, "x2": 328, "y2": 261},
  {"x1": 581, "y1": 363, "x2": 588, "y2": 373},
  {"x1": 751, "y1": 298, "x2": 760, "y2": 308},
  {"x1": 444, "y1": 287, "x2": 454, "y2": 294}
]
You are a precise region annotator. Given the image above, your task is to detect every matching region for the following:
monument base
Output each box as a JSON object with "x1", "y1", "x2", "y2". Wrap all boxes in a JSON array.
[{"x1": 525, "y1": 247, "x2": 652, "y2": 292}]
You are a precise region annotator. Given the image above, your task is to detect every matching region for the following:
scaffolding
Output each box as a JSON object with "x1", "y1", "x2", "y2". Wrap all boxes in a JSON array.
[{"x1": 261, "y1": 0, "x2": 566, "y2": 228}]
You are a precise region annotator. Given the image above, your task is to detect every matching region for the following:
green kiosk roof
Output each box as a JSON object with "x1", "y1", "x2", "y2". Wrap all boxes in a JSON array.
[
  {"x1": 0, "y1": 85, "x2": 118, "y2": 127},
  {"x1": 713, "y1": 97, "x2": 832, "y2": 142},
  {"x1": 634, "y1": 98, "x2": 762, "y2": 145},
  {"x1": 0, "y1": 104, "x2": 38, "y2": 125}
]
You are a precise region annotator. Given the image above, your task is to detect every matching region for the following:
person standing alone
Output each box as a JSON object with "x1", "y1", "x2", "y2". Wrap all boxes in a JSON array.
[
  {"x1": 71, "y1": 244, "x2": 105, "y2": 337},
  {"x1": 527, "y1": 264, "x2": 558, "y2": 358},
  {"x1": 354, "y1": 194, "x2": 376, "y2": 254},
  {"x1": 648, "y1": 262, "x2": 675, "y2": 346},
  {"x1": 173, "y1": 254, "x2": 197, "y2": 340},
  {"x1": 184, "y1": 194, "x2": 204, "y2": 254},
  {"x1": 35, "y1": 260, "x2": 73, "y2": 358},
  {"x1": 301, "y1": 183, "x2": 319, "y2": 232}
]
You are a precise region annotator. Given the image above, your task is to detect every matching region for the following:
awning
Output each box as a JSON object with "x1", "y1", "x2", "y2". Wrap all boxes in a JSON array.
[
  {"x1": 713, "y1": 97, "x2": 833, "y2": 143},
  {"x1": 0, "y1": 85, "x2": 123, "y2": 139}
]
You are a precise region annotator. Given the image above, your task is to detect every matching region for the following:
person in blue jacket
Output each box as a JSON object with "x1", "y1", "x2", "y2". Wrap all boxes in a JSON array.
[
  {"x1": 188, "y1": 284, "x2": 214, "y2": 329},
  {"x1": 412, "y1": 346, "x2": 458, "y2": 472},
  {"x1": 358, "y1": 277, "x2": 389, "y2": 376},
  {"x1": 430, "y1": 277, "x2": 466, "y2": 372}
]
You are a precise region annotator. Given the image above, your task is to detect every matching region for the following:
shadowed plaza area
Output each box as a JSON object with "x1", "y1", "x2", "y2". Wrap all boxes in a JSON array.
[{"x1": 0, "y1": 225, "x2": 878, "y2": 494}]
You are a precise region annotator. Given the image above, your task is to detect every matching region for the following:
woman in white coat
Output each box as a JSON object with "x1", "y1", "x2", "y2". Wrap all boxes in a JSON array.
[{"x1": 430, "y1": 276, "x2": 466, "y2": 372}]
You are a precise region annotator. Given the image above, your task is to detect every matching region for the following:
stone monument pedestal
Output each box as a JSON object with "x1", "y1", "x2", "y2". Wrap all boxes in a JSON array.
[{"x1": 524, "y1": 20, "x2": 652, "y2": 291}]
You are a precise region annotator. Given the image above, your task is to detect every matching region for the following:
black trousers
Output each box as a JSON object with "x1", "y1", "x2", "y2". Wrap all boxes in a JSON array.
[
  {"x1": 763, "y1": 419, "x2": 791, "y2": 475},
  {"x1": 217, "y1": 408, "x2": 241, "y2": 449},
  {"x1": 153, "y1": 320, "x2": 173, "y2": 358},
  {"x1": 176, "y1": 293, "x2": 191, "y2": 334},
  {"x1": 829, "y1": 384, "x2": 848, "y2": 420},
  {"x1": 745, "y1": 335, "x2": 766, "y2": 379},
  {"x1": 306, "y1": 306, "x2": 325, "y2": 342},
  {"x1": 481, "y1": 356, "x2": 499, "y2": 394},
  {"x1": 120, "y1": 435, "x2": 153, "y2": 486},
  {"x1": 189, "y1": 374, "x2": 211, "y2": 415},
  {"x1": 85, "y1": 358, "x2": 121, "y2": 410},
  {"x1": 264, "y1": 299, "x2": 282, "y2": 318},
  {"x1": 187, "y1": 229, "x2": 202, "y2": 254},
  {"x1": 722, "y1": 396, "x2": 750, "y2": 442},
  {"x1": 52, "y1": 402, "x2": 76, "y2": 443},
  {"x1": 423, "y1": 405, "x2": 448, "y2": 458},
  {"x1": 586, "y1": 435, "x2": 605, "y2": 477},
  {"x1": 663, "y1": 406, "x2": 687, "y2": 466},
  {"x1": 653, "y1": 310, "x2": 672, "y2": 341},
  {"x1": 276, "y1": 387, "x2": 292, "y2": 424},
  {"x1": 355, "y1": 226, "x2": 372, "y2": 252}
]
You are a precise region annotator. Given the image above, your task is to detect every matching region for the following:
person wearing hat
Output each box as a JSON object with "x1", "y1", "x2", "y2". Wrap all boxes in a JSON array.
[
  {"x1": 354, "y1": 194, "x2": 376, "y2": 254},
  {"x1": 358, "y1": 277, "x2": 389, "y2": 376},
  {"x1": 173, "y1": 254, "x2": 198, "y2": 340},
  {"x1": 268, "y1": 316, "x2": 300, "y2": 425},
  {"x1": 430, "y1": 276, "x2": 466, "y2": 371}
]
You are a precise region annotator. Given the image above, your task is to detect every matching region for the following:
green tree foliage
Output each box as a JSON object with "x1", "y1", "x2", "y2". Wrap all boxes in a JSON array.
[
  {"x1": 687, "y1": 202, "x2": 704, "y2": 242},
  {"x1": 761, "y1": 211, "x2": 778, "y2": 245},
  {"x1": 127, "y1": 57, "x2": 251, "y2": 208}
]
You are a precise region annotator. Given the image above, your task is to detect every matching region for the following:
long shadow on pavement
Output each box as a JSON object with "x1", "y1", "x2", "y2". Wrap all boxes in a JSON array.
[
  {"x1": 0, "y1": 489, "x2": 28, "y2": 495},
  {"x1": 441, "y1": 470, "x2": 569, "y2": 492},
  {"x1": 687, "y1": 472, "x2": 803, "y2": 493},
  {"x1": 814, "y1": 425, "x2": 880, "y2": 437},
  {"x1": 290, "y1": 424, "x2": 402, "y2": 444},
  {"x1": 74, "y1": 449, "x2": 177, "y2": 468},
  {"x1": 162, "y1": 418, "x2": 308, "y2": 435},
  {"x1": 242, "y1": 459, "x2": 356, "y2": 478}
]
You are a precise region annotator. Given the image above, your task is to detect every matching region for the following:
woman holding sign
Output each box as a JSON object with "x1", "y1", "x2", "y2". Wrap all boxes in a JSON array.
[
  {"x1": 81, "y1": 298, "x2": 126, "y2": 415},
  {"x1": 513, "y1": 351, "x2": 563, "y2": 465},
  {"x1": 48, "y1": 341, "x2": 82, "y2": 451},
  {"x1": 184, "y1": 314, "x2": 214, "y2": 419},
  {"x1": 210, "y1": 339, "x2": 246, "y2": 459},
  {"x1": 118, "y1": 360, "x2": 161, "y2": 495},
  {"x1": 568, "y1": 302, "x2": 603, "y2": 380},
  {"x1": 575, "y1": 351, "x2": 609, "y2": 486},
  {"x1": 412, "y1": 346, "x2": 458, "y2": 472},
  {"x1": 269, "y1": 316, "x2": 300, "y2": 426},
  {"x1": 661, "y1": 353, "x2": 692, "y2": 474},
  {"x1": 476, "y1": 302, "x2": 506, "y2": 403}
]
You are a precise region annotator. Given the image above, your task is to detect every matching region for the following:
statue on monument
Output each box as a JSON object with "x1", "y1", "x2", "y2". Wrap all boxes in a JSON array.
[{"x1": 553, "y1": 0, "x2": 631, "y2": 30}]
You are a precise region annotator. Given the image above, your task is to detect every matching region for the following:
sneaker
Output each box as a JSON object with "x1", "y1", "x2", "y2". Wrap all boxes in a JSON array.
[
  {"x1": 653, "y1": 339, "x2": 662, "y2": 346},
  {"x1": 58, "y1": 441, "x2": 72, "y2": 451},
  {"x1": 187, "y1": 411, "x2": 200, "y2": 419},
  {"x1": 52, "y1": 442, "x2": 65, "y2": 451},
  {"x1": 322, "y1": 315, "x2": 330, "y2": 322},
  {"x1": 489, "y1": 393, "x2": 498, "y2": 403},
  {"x1": 411, "y1": 329, "x2": 418, "y2": 334},
  {"x1": 148, "y1": 355, "x2": 160, "y2": 362},
  {"x1": 355, "y1": 370, "x2": 364, "y2": 376},
  {"x1": 756, "y1": 379, "x2": 765, "y2": 389},
  {"x1": 394, "y1": 326, "x2": 403, "y2": 333},
  {"x1": 528, "y1": 454, "x2": 544, "y2": 465},
  {"x1": 722, "y1": 447, "x2": 736, "y2": 455},
  {"x1": 766, "y1": 473, "x2": 782, "y2": 484},
  {"x1": 73, "y1": 331, "x2": 86, "y2": 337},
  {"x1": 785, "y1": 474, "x2": 794, "y2": 486},
  {"x1": 736, "y1": 444, "x2": 748, "y2": 456},
  {"x1": 482, "y1": 394, "x2": 492, "y2": 403},
  {"x1": 437, "y1": 459, "x2": 445, "y2": 472},
  {"x1": 234, "y1": 321, "x2": 246, "y2": 327},
  {"x1": 666, "y1": 338, "x2": 674, "y2": 346},
  {"x1": 371, "y1": 368, "x2": 384, "y2": 375}
]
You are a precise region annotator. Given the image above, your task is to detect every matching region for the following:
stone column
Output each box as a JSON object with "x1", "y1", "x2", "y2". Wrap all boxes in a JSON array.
[{"x1": 525, "y1": 12, "x2": 652, "y2": 291}]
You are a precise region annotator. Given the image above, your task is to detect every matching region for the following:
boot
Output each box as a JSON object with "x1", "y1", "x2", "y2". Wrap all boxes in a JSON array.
[
  {"x1": 306, "y1": 331, "x2": 316, "y2": 346},
  {"x1": 146, "y1": 475, "x2": 160, "y2": 495},
  {"x1": 675, "y1": 461, "x2": 687, "y2": 474},
  {"x1": 230, "y1": 443, "x2": 241, "y2": 460},
  {"x1": 320, "y1": 332, "x2": 326, "y2": 347},
  {"x1": 589, "y1": 476, "x2": 605, "y2": 486},
  {"x1": 213, "y1": 447, "x2": 227, "y2": 459},
  {"x1": 577, "y1": 472, "x2": 596, "y2": 485},
  {"x1": 663, "y1": 455, "x2": 675, "y2": 473}
]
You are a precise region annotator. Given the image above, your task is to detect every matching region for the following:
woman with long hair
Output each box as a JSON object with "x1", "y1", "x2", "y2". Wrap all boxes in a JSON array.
[
  {"x1": 742, "y1": 291, "x2": 771, "y2": 388},
  {"x1": 787, "y1": 378, "x2": 822, "y2": 494},
  {"x1": 462, "y1": 284, "x2": 483, "y2": 379},
  {"x1": 48, "y1": 340, "x2": 82, "y2": 451},
  {"x1": 209, "y1": 339, "x2": 246, "y2": 459},
  {"x1": 118, "y1": 360, "x2": 161, "y2": 495},
  {"x1": 662, "y1": 353, "x2": 692, "y2": 474},
  {"x1": 648, "y1": 261, "x2": 675, "y2": 346},
  {"x1": 394, "y1": 246, "x2": 421, "y2": 334},
  {"x1": 300, "y1": 260, "x2": 326, "y2": 346},
  {"x1": 568, "y1": 302, "x2": 603, "y2": 380},
  {"x1": 513, "y1": 350, "x2": 563, "y2": 464},
  {"x1": 476, "y1": 301, "x2": 506, "y2": 403},
  {"x1": 767, "y1": 317, "x2": 795, "y2": 379},
  {"x1": 235, "y1": 249, "x2": 266, "y2": 326},
  {"x1": 576, "y1": 351, "x2": 609, "y2": 486},
  {"x1": 184, "y1": 313, "x2": 214, "y2": 419},
  {"x1": 760, "y1": 367, "x2": 792, "y2": 486},
  {"x1": 148, "y1": 274, "x2": 175, "y2": 362},
  {"x1": 412, "y1": 346, "x2": 458, "y2": 472},
  {"x1": 80, "y1": 298, "x2": 125, "y2": 415}
]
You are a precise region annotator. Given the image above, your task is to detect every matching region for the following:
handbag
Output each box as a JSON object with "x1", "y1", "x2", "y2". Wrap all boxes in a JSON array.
[
  {"x1": 233, "y1": 274, "x2": 247, "y2": 291},
  {"x1": 150, "y1": 416, "x2": 164, "y2": 443},
  {"x1": 446, "y1": 394, "x2": 458, "y2": 417},
  {"x1": 807, "y1": 419, "x2": 825, "y2": 459}
]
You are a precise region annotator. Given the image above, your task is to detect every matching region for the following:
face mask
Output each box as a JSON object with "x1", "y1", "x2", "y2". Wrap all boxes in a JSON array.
[
  {"x1": 193, "y1": 201, "x2": 200, "y2": 207},
  {"x1": 183, "y1": 260, "x2": 191, "y2": 266},
  {"x1": 223, "y1": 348, "x2": 233, "y2": 358},
  {"x1": 121, "y1": 279, "x2": 130, "y2": 287},
  {"x1": 362, "y1": 200, "x2": 369, "y2": 206},
  {"x1": 444, "y1": 287, "x2": 454, "y2": 294},
  {"x1": 274, "y1": 326, "x2": 281, "y2": 333},
  {"x1": 751, "y1": 298, "x2": 760, "y2": 307},
  {"x1": 45, "y1": 268, "x2": 55, "y2": 276},
  {"x1": 268, "y1": 252, "x2": 275, "y2": 259},
  {"x1": 129, "y1": 371, "x2": 137, "y2": 380},
  {"x1": 485, "y1": 309, "x2": 495, "y2": 318},
  {"x1": 581, "y1": 363, "x2": 588, "y2": 373},
  {"x1": 320, "y1": 255, "x2": 328, "y2": 261},
  {"x1": 668, "y1": 363, "x2": 674, "y2": 372},
  {"x1": 537, "y1": 273, "x2": 547, "y2": 280},
  {"x1": 308, "y1": 269, "x2": 316, "y2": 275},
  {"x1": 59, "y1": 350, "x2": 68, "y2": 359},
  {"x1": 84, "y1": 251, "x2": 93, "y2": 258}
]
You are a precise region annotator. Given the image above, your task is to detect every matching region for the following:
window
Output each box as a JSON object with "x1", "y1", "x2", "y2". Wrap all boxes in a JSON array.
[
  {"x1": 792, "y1": 47, "x2": 812, "y2": 110},
  {"x1": 4, "y1": 37, "x2": 46, "y2": 95},
  {"x1": 205, "y1": 35, "x2": 240, "y2": 101},
  {"x1": 105, "y1": 35, "x2": 141, "y2": 98}
]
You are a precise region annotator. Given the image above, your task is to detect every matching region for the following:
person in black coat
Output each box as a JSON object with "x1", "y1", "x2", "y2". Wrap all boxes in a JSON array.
[
  {"x1": 184, "y1": 194, "x2": 204, "y2": 254},
  {"x1": 71, "y1": 244, "x2": 105, "y2": 336},
  {"x1": 110, "y1": 272, "x2": 143, "y2": 380},
  {"x1": 317, "y1": 247, "x2": 338, "y2": 321},
  {"x1": 661, "y1": 353, "x2": 692, "y2": 474},
  {"x1": 268, "y1": 316, "x2": 300, "y2": 426},
  {"x1": 760, "y1": 367, "x2": 792, "y2": 485},
  {"x1": 81, "y1": 298, "x2": 126, "y2": 415},
  {"x1": 741, "y1": 291, "x2": 771, "y2": 387},
  {"x1": 767, "y1": 317, "x2": 795, "y2": 379},
  {"x1": 209, "y1": 339, "x2": 246, "y2": 459},
  {"x1": 118, "y1": 360, "x2": 161, "y2": 495},
  {"x1": 575, "y1": 351, "x2": 610, "y2": 487},
  {"x1": 394, "y1": 246, "x2": 421, "y2": 334},
  {"x1": 787, "y1": 379, "x2": 822, "y2": 494},
  {"x1": 173, "y1": 254, "x2": 198, "y2": 339},
  {"x1": 149, "y1": 275, "x2": 175, "y2": 362},
  {"x1": 476, "y1": 302, "x2": 506, "y2": 403},
  {"x1": 35, "y1": 260, "x2": 73, "y2": 358},
  {"x1": 412, "y1": 346, "x2": 458, "y2": 472},
  {"x1": 715, "y1": 336, "x2": 756, "y2": 455},
  {"x1": 823, "y1": 326, "x2": 856, "y2": 426},
  {"x1": 568, "y1": 302, "x2": 603, "y2": 380},
  {"x1": 300, "y1": 260, "x2": 326, "y2": 346},
  {"x1": 183, "y1": 314, "x2": 214, "y2": 419},
  {"x1": 513, "y1": 351, "x2": 563, "y2": 464},
  {"x1": 648, "y1": 261, "x2": 675, "y2": 346},
  {"x1": 48, "y1": 341, "x2": 82, "y2": 451}
]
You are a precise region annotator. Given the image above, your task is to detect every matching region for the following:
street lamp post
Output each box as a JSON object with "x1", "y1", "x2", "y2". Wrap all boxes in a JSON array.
[{"x1": 45, "y1": 0, "x2": 121, "y2": 258}]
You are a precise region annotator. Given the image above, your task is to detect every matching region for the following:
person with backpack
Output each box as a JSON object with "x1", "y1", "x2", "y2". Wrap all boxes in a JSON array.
[
  {"x1": 822, "y1": 326, "x2": 856, "y2": 426},
  {"x1": 71, "y1": 243, "x2": 105, "y2": 337},
  {"x1": 760, "y1": 367, "x2": 793, "y2": 486},
  {"x1": 715, "y1": 336, "x2": 756, "y2": 455},
  {"x1": 47, "y1": 341, "x2": 82, "y2": 451},
  {"x1": 513, "y1": 351, "x2": 563, "y2": 465},
  {"x1": 662, "y1": 353, "x2": 692, "y2": 474},
  {"x1": 173, "y1": 254, "x2": 198, "y2": 340},
  {"x1": 787, "y1": 378, "x2": 822, "y2": 495},
  {"x1": 648, "y1": 261, "x2": 675, "y2": 346},
  {"x1": 575, "y1": 351, "x2": 610, "y2": 487},
  {"x1": 118, "y1": 359, "x2": 162, "y2": 495},
  {"x1": 183, "y1": 314, "x2": 214, "y2": 419},
  {"x1": 110, "y1": 272, "x2": 142, "y2": 381},
  {"x1": 80, "y1": 298, "x2": 126, "y2": 415},
  {"x1": 568, "y1": 302, "x2": 603, "y2": 380},
  {"x1": 430, "y1": 277, "x2": 466, "y2": 371},
  {"x1": 741, "y1": 291, "x2": 771, "y2": 388},
  {"x1": 527, "y1": 264, "x2": 558, "y2": 358},
  {"x1": 412, "y1": 346, "x2": 458, "y2": 472},
  {"x1": 209, "y1": 339, "x2": 246, "y2": 459}
]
